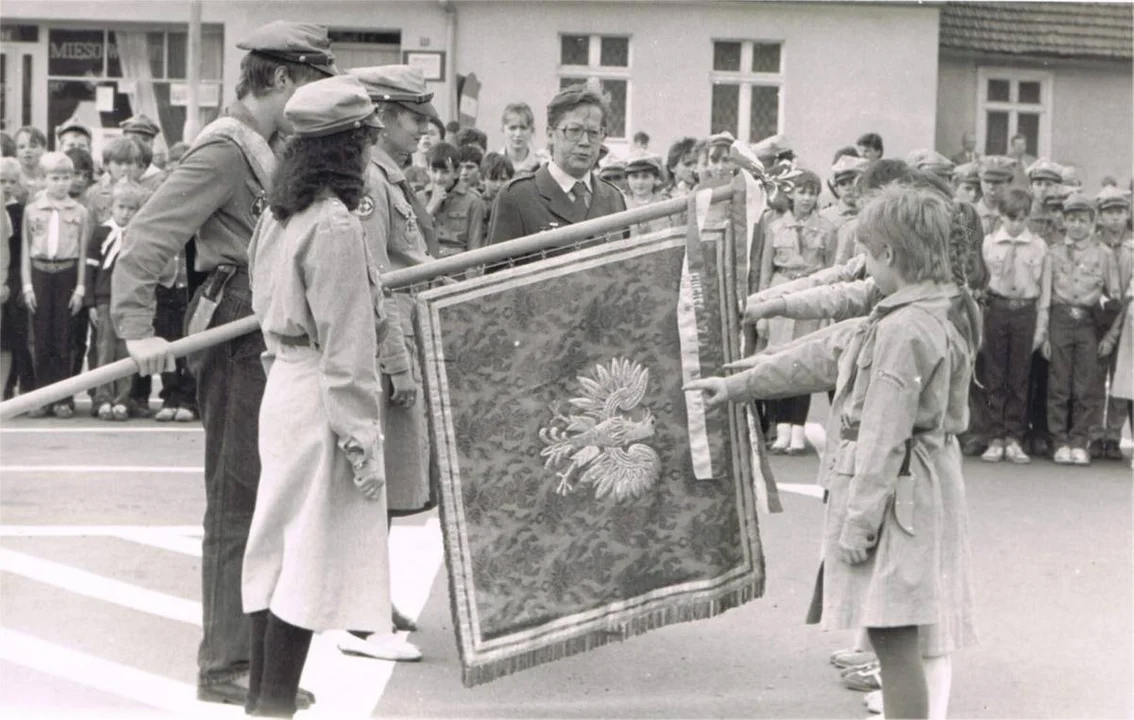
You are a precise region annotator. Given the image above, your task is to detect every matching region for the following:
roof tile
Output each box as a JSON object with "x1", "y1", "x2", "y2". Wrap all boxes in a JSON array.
[{"x1": 940, "y1": 2, "x2": 1133, "y2": 60}]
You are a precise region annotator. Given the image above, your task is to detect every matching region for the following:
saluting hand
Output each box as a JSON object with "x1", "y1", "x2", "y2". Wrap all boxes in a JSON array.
[
  {"x1": 743, "y1": 297, "x2": 785, "y2": 325},
  {"x1": 683, "y1": 377, "x2": 730, "y2": 407},
  {"x1": 388, "y1": 370, "x2": 418, "y2": 407},
  {"x1": 126, "y1": 336, "x2": 176, "y2": 377}
]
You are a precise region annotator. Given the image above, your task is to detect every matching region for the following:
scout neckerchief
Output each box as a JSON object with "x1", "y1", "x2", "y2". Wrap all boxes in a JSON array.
[{"x1": 99, "y1": 218, "x2": 126, "y2": 270}]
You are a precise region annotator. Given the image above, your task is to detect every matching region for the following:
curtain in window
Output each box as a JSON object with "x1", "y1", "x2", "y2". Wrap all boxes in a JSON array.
[{"x1": 115, "y1": 31, "x2": 166, "y2": 152}]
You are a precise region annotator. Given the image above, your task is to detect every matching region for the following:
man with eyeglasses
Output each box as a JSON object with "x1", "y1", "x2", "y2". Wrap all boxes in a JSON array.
[{"x1": 488, "y1": 84, "x2": 626, "y2": 247}]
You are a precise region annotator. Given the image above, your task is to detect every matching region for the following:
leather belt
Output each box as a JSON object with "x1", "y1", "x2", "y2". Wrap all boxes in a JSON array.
[
  {"x1": 1053, "y1": 304, "x2": 1090, "y2": 320},
  {"x1": 278, "y1": 333, "x2": 316, "y2": 348},
  {"x1": 986, "y1": 293, "x2": 1036, "y2": 311},
  {"x1": 31, "y1": 257, "x2": 77, "y2": 272}
]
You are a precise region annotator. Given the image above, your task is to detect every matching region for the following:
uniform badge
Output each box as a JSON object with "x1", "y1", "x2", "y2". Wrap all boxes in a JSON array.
[
  {"x1": 356, "y1": 195, "x2": 375, "y2": 218},
  {"x1": 251, "y1": 194, "x2": 267, "y2": 220}
]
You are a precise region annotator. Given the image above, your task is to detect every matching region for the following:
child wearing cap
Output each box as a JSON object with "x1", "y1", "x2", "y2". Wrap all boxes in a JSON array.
[
  {"x1": 420, "y1": 142, "x2": 485, "y2": 259},
  {"x1": 1038, "y1": 193, "x2": 1122, "y2": 465},
  {"x1": 1095, "y1": 187, "x2": 1133, "y2": 459},
  {"x1": 701, "y1": 132, "x2": 736, "y2": 182},
  {"x1": 756, "y1": 168, "x2": 837, "y2": 455},
  {"x1": 952, "y1": 162, "x2": 981, "y2": 206},
  {"x1": 976, "y1": 156, "x2": 1014, "y2": 235},
  {"x1": 822, "y1": 155, "x2": 866, "y2": 231},
  {"x1": 623, "y1": 154, "x2": 671, "y2": 236},
  {"x1": 19, "y1": 152, "x2": 91, "y2": 418},
  {"x1": 978, "y1": 188, "x2": 1049, "y2": 464}
]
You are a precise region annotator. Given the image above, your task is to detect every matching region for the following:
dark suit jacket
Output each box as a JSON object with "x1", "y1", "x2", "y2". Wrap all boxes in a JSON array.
[
  {"x1": 951, "y1": 150, "x2": 979, "y2": 166},
  {"x1": 488, "y1": 166, "x2": 627, "y2": 246}
]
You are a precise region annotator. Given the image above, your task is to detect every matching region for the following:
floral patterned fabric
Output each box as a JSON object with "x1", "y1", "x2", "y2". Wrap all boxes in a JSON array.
[{"x1": 417, "y1": 226, "x2": 767, "y2": 686}]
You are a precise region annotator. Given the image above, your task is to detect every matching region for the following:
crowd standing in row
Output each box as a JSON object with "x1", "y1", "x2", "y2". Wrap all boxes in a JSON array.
[{"x1": 0, "y1": 17, "x2": 1131, "y2": 720}]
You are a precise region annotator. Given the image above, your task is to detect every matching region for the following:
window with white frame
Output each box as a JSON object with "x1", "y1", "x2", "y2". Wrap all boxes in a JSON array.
[
  {"x1": 976, "y1": 68, "x2": 1052, "y2": 158},
  {"x1": 710, "y1": 40, "x2": 783, "y2": 143},
  {"x1": 557, "y1": 34, "x2": 629, "y2": 140}
]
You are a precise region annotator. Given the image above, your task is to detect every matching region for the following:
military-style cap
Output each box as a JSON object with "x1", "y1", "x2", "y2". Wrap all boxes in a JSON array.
[
  {"x1": 120, "y1": 114, "x2": 161, "y2": 138},
  {"x1": 907, "y1": 149, "x2": 955, "y2": 176},
  {"x1": 707, "y1": 131, "x2": 736, "y2": 150},
  {"x1": 1026, "y1": 158, "x2": 1063, "y2": 183},
  {"x1": 597, "y1": 160, "x2": 626, "y2": 180},
  {"x1": 751, "y1": 133, "x2": 791, "y2": 160},
  {"x1": 236, "y1": 21, "x2": 337, "y2": 77},
  {"x1": 1060, "y1": 165, "x2": 1083, "y2": 187},
  {"x1": 979, "y1": 155, "x2": 1015, "y2": 181},
  {"x1": 953, "y1": 161, "x2": 980, "y2": 185},
  {"x1": 625, "y1": 153, "x2": 663, "y2": 176},
  {"x1": 348, "y1": 65, "x2": 439, "y2": 120},
  {"x1": 56, "y1": 116, "x2": 92, "y2": 141},
  {"x1": 1096, "y1": 186, "x2": 1131, "y2": 211},
  {"x1": 284, "y1": 75, "x2": 383, "y2": 139},
  {"x1": 831, "y1": 154, "x2": 868, "y2": 182},
  {"x1": 1062, "y1": 192, "x2": 1094, "y2": 214},
  {"x1": 1041, "y1": 184, "x2": 1072, "y2": 209}
]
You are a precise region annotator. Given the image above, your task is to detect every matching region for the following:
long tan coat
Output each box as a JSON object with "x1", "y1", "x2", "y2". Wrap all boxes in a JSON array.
[{"x1": 726, "y1": 283, "x2": 978, "y2": 656}]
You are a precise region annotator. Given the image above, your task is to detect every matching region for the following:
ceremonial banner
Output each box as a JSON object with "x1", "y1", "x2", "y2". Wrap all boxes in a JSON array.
[{"x1": 417, "y1": 223, "x2": 771, "y2": 686}]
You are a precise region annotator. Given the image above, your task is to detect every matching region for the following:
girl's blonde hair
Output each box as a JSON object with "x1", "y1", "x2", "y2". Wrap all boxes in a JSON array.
[{"x1": 857, "y1": 184, "x2": 952, "y2": 284}]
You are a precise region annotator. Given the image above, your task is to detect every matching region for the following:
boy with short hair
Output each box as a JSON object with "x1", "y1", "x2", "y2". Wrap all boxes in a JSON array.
[
  {"x1": 631, "y1": 131, "x2": 650, "y2": 152},
  {"x1": 457, "y1": 143, "x2": 484, "y2": 194},
  {"x1": 84, "y1": 137, "x2": 149, "y2": 225},
  {"x1": 1038, "y1": 193, "x2": 1122, "y2": 465},
  {"x1": 19, "y1": 152, "x2": 91, "y2": 417},
  {"x1": 1095, "y1": 186, "x2": 1133, "y2": 459},
  {"x1": 420, "y1": 142, "x2": 485, "y2": 258},
  {"x1": 479, "y1": 151, "x2": 514, "y2": 238},
  {"x1": 87, "y1": 181, "x2": 147, "y2": 420},
  {"x1": 65, "y1": 148, "x2": 95, "y2": 199},
  {"x1": 979, "y1": 188, "x2": 1049, "y2": 464}
]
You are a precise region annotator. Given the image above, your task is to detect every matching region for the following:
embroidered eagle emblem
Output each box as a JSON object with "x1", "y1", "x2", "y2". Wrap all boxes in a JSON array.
[{"x1": 539, "y1": 358, "x2": 662, "y2": 502}]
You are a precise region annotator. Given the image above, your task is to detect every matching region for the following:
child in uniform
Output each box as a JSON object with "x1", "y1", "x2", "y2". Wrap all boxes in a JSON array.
[
  {"x1": 1095, "y1": 186, "x2": 1133, "y2": 459},
  {"x1": 1025, "y1": 159, "x2": 1063, "y2": 210},
  {"x1": 479, "y1": 152, "x2": 515, "y2": 240},
  {"x1": 20, "y1": 153, "x2": 91, "y2": 417},
  {"x1": 457, "y1": 143, "x2": 485, "y2": 196},
  {"x1": 664, "y1": 137, "x2": 698, "y2": 200},
  {"x1": 87, "y1": 181, "x2": 147, "y2": 420},
  {"x1": 84, "y1": 137, "x2": 149, "y2": 225},
  {"x1": 756, "y1": 169, "x2": 837, "y2": 454},
  {"x1": 826, "y1": 155, "x2": 868, "y2": 266},
  {"x1": 976, "y1": 156, "x2": 1014, "y2": 235},
  {"x1": 952, "y1": 162, "x2": 981, "y2": 206},
  {"x1": 689, "y1": 184, "x2": 978, "y2": 720},
  {"x1": 622, "y1": 154, "x2": 671, "y2": 236},
  {"x1": 420, "y1": 142, "x2": 485, "y2": 258},
  {"x1": 597, "y1": 161, "x2": 628, "y2": 195},
  {"x1": 978, "y1": 188, "x2": 1049, "y2": 464},
  {"x1": 1038, "y1": 193, "x2": 1122, "y2": 465}
]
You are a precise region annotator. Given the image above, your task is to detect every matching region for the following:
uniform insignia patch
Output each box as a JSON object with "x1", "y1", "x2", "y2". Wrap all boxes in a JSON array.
[
  {"x1": 356, "y1": 195, "x2": 375, "y2": 218},
  {"x1": 251, "y1": 195, "x2": 267, "y2": 220}
]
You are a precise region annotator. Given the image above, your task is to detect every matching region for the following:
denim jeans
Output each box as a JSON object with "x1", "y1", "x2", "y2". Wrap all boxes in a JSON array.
[{"x1": 187, "y1": 273, "x2": 266, "y2": 686}]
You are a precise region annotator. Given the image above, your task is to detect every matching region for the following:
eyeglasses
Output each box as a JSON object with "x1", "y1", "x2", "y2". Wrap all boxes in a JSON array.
[{"x1": 557, "y1": 125, "x2": 606, "y2": 143}]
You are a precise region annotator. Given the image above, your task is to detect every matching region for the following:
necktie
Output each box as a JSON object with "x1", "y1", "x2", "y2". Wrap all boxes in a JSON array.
[
  {"x1": 571, "y1": 181, "x2": 590, "y2": 216},
  {"x1": 46, "y1": 208, "x2": 60, "y2": 259}
]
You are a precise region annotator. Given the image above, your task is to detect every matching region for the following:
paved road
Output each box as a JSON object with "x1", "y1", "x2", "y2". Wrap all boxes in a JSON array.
[{"x1": 1, "y1": 405, "x2": 1130, "y2": 718}]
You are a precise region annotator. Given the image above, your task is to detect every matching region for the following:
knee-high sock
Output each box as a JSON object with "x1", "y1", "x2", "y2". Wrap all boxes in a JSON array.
[{"x1": 923, "y1": 654, "x2": 952, "y2": 720}]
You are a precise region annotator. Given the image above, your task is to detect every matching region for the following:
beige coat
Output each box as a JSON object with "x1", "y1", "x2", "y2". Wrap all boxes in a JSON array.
[
  {"x1": 726, "y1": 283, "x2": 978, "y2": 656},
  {"x1": 243, "y1": 195, "x2": 392, "y2": 631}
]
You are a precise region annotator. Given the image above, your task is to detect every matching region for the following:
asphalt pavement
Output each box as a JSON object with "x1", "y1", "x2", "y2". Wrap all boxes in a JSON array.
[{"x1": 0, "y1": 401, "x2": 1130, "y2": 719}]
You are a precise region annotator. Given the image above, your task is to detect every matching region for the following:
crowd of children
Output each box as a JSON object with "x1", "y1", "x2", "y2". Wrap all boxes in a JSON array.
[{"x1": 0, "y1": 115, "x2": 196, "y2": 421}]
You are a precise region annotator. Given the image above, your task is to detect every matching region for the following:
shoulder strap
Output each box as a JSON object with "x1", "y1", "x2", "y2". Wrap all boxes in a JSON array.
[{"x1": 190, "y1": 117, "x2": 277, "y2": 191}]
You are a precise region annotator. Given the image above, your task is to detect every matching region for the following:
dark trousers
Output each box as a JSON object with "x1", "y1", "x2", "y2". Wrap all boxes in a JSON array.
[
  {"x1": 961, "y1": 351, "x2": 992, "y2": 451},
  {"x1": 980, "y1": 301, "x2": 1037, "y2": 442},
  {"x1": 1101, "y1": 352, "x2": 1128, "y2": 442},
  {"x1": 1025, "y1": 352, "x2": 1051, "y2": 447},
  {"x1": 770, "y1": 394, "x2": 811, "y2": 426},
  {"x1": 187, "y1": 275, "x2": 266, "y2": 686},
  {"x1": 30, "y1": 264, "x2": 77, "y2": 405},
  {"x1": 1047, "y1": 305, "x2": 1105, "y2": 448},
  {"x1": 246, "y1": 610, "x2": 314, "y2": 718},
  {"x1": 2, "y1": 299, "x2": 36, "y2": 397},
  {"x1": 134, "y1": 284, "x2": 197, "y2": 410},
  {"x1": 93, "y1": 302, "x2": 131, "y2": 406}
]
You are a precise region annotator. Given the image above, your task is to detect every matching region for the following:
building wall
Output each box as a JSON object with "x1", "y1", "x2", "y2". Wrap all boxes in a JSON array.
[
  {"x1": 456, "y1": 1, "x2": 941, "y2": 170},
  {"x1": 936, "y1": 53, "x2": 1133, "y2": 188}
]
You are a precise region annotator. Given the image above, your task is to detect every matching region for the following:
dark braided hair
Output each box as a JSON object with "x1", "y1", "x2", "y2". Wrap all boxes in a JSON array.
[{"x1": 946, "y1": 203, "x2": 984, "y2": 354}]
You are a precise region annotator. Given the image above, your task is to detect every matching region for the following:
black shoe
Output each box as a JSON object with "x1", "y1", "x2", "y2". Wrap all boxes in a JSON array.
[
  {"x1": 1089, "y1": 441, "x2": 1104, "y2": 460},
  {"x1": 393, "y1": 606, "x2": 419, "y2": 632},
  {"x1": 960, "y1": 439, "x2": 985, "y2": 457},
  {"x1": 1104, "y1": 440, "x2": 1125, "y2": 461},
  {"x1": 197, "y1": 681, "x2": 313, "y2": 709}
]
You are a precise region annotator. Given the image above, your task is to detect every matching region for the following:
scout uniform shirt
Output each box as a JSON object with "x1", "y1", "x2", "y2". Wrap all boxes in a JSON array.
[
  {"x1": 820, "y1": 197, "x2": 856, "y2": 233},
  {"x1": 20, "y1": 193, "x2": 91, "y2": 291},
  {"x1": 112, "y1": 100, "x2": 274, "y2": 340},
  {"x1": 1040, "y1": 235, "x2": 1122, "y2": 316},
  {"x1": 418, "y1": 181, "x2": 485, "y2": 258},
  {"x1": 983, "y1": 225, "x2": 1050, "y2": 302}
]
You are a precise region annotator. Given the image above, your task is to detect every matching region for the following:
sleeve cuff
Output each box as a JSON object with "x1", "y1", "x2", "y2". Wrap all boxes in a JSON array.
[
  {"x1": 839, "y1": 519, "x2": 880, "y2": 550},
  {"x1": 380, "y1": 356, "x2": 412, "y2": 376},
  {"x1": 723, "y1": 372, "x2": 753, "y2": 403},
  {"x1": 114, "y1": 313, "x2": 157, "y2": 340}
]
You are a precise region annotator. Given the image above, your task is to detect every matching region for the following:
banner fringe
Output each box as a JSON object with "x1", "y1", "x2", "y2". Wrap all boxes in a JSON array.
[{"x1": 461, "y1": 577, "x2": 764, "y2": 687}]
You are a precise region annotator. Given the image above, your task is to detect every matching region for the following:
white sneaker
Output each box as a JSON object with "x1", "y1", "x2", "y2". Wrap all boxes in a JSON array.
[
  {"x1": 1070, "y1": 447, "x2": 1091, "y2": 466},
  {"x1": 1053, "y1": 446, "x2": 1074, "y2": 464},
  {"x1": 154, "y1": 407, "x2": 176, "y2": 422},
  {"x1": 1003, "y1": 440, "x2": 1031, "y2": 464},
  {"x1": 981, "y1": 439, "x2": 1005, "y2": 462},
  {"x1": 173, "y1": 407, "x2": 196, "y2": 422},
  {"x1": 334, "y1": 631, "x2": 422, "y2": 662}
]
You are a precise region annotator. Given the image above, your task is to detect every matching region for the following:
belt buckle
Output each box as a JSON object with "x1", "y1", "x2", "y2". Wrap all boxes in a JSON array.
[{"x1": 1069, "y1": 307, "x2": 1085, "y2": 320}]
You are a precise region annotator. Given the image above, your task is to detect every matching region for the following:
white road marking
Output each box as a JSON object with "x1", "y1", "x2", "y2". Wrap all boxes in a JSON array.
[
  {"x1": 110, "y1": 530, "x2": 203, "y2": 558},
  {"x1": 1, "y1": 525, "x2": 203, "y2": 537},
  {"x1": 0, "y1": 465, "x2": 204, "y2": 474},
  {"x1": 0, "y1": 547, "x2": 202, "y2": 626},
  {"x1": 0, "y1": 629, "x2": 238, "y2": 717},
  {"x1": 0, "y1": 426, "x2": 202, "y2": 434},
  {"x1": 777, "y1": 483, "x2": 826, "y2": 499}
]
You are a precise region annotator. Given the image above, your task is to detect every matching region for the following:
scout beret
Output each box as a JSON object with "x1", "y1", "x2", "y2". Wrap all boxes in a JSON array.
[
  {"x1": 707, "y1": 131, "x2": 736, "y2": 150},
  {"x1": 284, "y1": 75, "x2": 383, "y2": 139},
  {"x1": 348, "y1": 65, "x2": 439, "y2": 120},
  {"x1": 236, "y1": 21, "x2": 337, "y2": 77},
  {"x1": 119, "y1": 114, "x2": 161, "y2": 138},
  {"x1": 831, "y1": 154, "x2": 868, "y2": 182},
  {"x1": 979, "y1": 155, "x2": 1015, "y2": 181},
  {"x1": 1062, "y1": 192, "x2": 1094, "y2": 214},
  {"x1": 906, "y1": 149, "x2": 954, "y2": 177},
  {"x1": 952, "y1": 162, "x2": 980, "y2": 185},
  {"x1": 597, "y1": 161, "x2": 626, "y2": 180},
  {"x1": 1096, "y1": 186, "x2": 1131, "y2": 211},
  {"x1": 56, "y1": 116, "x2": 92, "y2": 141},
  {"x1": 624, "y1": 153, "x2": 663, "y2": 176},
  {"x1": 1026, "y1": 158, "x2": 1063, "y2": 183}
]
